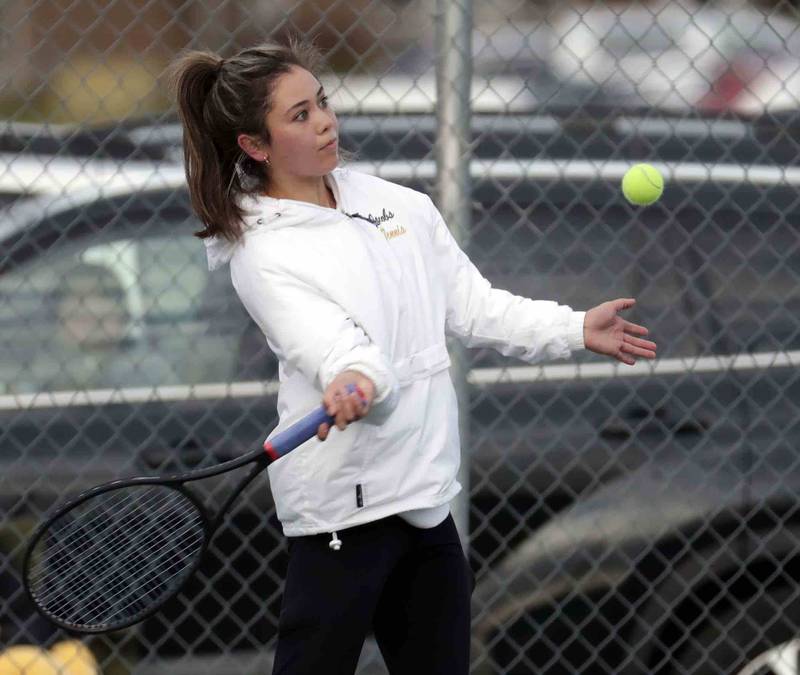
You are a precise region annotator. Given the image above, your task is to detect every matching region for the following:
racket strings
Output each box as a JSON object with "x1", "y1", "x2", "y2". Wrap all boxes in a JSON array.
[
  {"x1": 47, "y1": 491, "x2": 201, "y2": 616},
  {"x1": 36, "y1": 488, "x2": 193, "y2": 591},
  {"x1": 27, "y1": 485, "x2": 206, "y2": 630},
  {"x1": 49, "y1": 534, "x2": 201, "y2": 627},
  {"x1": 33, "y1": 489, "x2": 202, "y2": 625},
  {"x1": 36, "y1": 488, "x2": 180, "y2": 589},
  {"x1": 31, "y1": 493, "x2": 194, "y2": 622},
  {"x1": 36, "y1": 493, "x2": 199, "y2": 617},
  {"x1": 33, "y1": 489, "x2": 180, "y2": 597}
]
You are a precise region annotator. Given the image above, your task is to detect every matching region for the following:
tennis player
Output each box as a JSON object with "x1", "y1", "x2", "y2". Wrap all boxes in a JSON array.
[{"x1": 170, "y1": 39, "x2": 657, "y2": 675}]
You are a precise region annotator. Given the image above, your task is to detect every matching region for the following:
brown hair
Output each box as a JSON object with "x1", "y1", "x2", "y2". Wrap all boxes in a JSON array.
[{"x1": 168, "y1": 39, "x2": 324, "y2": 242}]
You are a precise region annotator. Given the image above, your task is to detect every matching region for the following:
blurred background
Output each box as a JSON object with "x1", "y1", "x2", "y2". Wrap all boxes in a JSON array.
[
  {"x1": 2, "y1": 0, "x2": 800, "y2": 674},
  {"x1": 6, "y1": 0, "x2": 800, "y2": 121}
]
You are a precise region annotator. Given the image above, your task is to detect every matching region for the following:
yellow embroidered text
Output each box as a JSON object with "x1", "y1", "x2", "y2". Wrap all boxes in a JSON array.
[{"x1": 382, "y1": 225, "x2": 407, "y2": 241}]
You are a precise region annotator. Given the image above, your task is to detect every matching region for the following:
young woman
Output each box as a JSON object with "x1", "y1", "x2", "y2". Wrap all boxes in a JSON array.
[{"x1": 170, "y1": 39, "x2": 657, "y2": 675}]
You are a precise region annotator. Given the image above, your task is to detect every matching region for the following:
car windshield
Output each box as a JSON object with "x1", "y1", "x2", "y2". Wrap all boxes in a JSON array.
[{"x1": 0, "y1": 225, "x2": 266, "y2": 394}]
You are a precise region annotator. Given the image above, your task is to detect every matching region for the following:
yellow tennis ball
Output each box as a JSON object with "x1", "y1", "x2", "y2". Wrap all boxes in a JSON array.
[
  {"x1": 0, "y1": 646, "x2": 57, "y2": 675},
  {"x1": 47, "y1": 641, "x2": 98, "y2": 675},
  {"x1": 622, "y1": 163, "x2": 664, "y2": 206}
]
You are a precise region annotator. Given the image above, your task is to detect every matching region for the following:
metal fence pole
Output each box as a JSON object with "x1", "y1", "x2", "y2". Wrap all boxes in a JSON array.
[{"x1": 435, "y1": 0, "x2": 473, "y2": 553}]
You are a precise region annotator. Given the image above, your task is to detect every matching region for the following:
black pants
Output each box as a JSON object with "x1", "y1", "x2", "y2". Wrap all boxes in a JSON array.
[{"x1": 271, "y1": 513, "x2": 475, "y2": 675}]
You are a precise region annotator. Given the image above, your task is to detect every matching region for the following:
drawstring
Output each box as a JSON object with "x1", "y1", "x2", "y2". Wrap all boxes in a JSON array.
[{"x1": 329, "y1": 531, "x2": 342, "y2": 551}]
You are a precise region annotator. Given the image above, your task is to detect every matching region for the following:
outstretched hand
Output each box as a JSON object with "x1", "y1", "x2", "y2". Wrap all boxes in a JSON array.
[{"x1": 584, "y1": 298, "x2": 657, "y2": 365}]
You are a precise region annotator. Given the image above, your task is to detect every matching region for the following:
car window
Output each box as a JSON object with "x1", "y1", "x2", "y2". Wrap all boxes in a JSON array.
[{"x1": 0, "y1": 228, "x2": 274, "y2": 394}]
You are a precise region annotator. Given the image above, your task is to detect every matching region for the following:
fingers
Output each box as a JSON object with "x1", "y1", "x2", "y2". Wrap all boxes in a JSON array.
[
  {"x1": 588, "y1": 299, "x2": 657, "y2": 366},
  {"x1": 612, "y1": 298, "x2": 636, "y2": 312},
  {"x1": 621, "y1": 316, "x2": 657, "y2": 360},
  {"x1": 621, "y1": 343, "x2": 656, "y2": 360},
  {"x1": 623, "y1": 333, "x2": 658, "y2": 355},
  {"x1": 320, "y1": 385, "x2": 369, "y2": 440},
  {"x1": 617, "y1": 334, "x2": 658, "y2": 366},
  {"x1": 333, "y1": 389, "x2": 365, "y2": 429},
  {"x1": 617, "y1": 352, "x2": 636, "y2": 366},
  {"x1": 320, "y1": 383, "x2": 370, "y2": 440},
  {"x1": 623, "y1": 320, "x2": 650, "y2": 337}
]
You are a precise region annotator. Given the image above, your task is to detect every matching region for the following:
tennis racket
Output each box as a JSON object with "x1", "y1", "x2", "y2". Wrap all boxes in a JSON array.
[{"x1": 23, "y1": 388, "x2": 361, "y2": 634}]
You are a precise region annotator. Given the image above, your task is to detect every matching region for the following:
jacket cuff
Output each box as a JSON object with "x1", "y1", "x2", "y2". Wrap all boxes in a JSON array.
[{"x1": 568, "y1": 311, "x2": 586, "y2": 351}]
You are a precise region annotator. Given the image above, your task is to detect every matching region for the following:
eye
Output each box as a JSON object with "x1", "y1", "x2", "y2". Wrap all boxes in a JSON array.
[
  {"x1": 320, "y1": 96, "x2": 329, "y2": 108},
  {"x1": 294, "y1": 110, "x2": 308, "y2": 121}
]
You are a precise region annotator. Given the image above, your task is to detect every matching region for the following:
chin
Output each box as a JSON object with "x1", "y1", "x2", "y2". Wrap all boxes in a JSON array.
[{"x1": 292, "y1": 157, "x2": 339, "y2": 177}]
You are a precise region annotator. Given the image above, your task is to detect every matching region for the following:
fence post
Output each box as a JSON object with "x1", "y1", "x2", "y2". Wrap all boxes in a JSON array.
[{"x1": 435, "y1": 0, "x2": 473, "y2": 553}]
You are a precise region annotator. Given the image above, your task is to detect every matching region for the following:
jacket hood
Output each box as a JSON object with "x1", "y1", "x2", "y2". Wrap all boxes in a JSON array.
[{"x1": 204, "y1": 170, "x2": 345, "y2": 272}]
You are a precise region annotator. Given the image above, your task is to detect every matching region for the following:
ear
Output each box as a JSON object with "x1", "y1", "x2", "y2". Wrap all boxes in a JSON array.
[{"x1": 237, "y1": 133, "x2": 268, "y2": 162}]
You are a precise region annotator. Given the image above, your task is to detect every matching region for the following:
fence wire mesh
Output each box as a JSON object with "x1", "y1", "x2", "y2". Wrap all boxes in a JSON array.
[{"x1": 2, "y1": 0, "x2": 800, "y2": 674}]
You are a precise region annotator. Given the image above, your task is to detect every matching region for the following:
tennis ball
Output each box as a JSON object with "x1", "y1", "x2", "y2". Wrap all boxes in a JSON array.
[
  {"x1": 0, "y1": 646, "x2": 56, "y2": 675},
  {"x1": 622, "y1": 163, "x2": 664, "y2": 206},
  {"x1": 48, "y1": 641, "x2": 98, "y2": 675},
  {"x1": 0, "y1": 642, "x2": 98, "y2": 675}
]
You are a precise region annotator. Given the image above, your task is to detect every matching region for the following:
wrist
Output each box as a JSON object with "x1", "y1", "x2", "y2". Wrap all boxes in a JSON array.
[{"x1": 569, "y1": 311, "x2": 587, "y2": 351}]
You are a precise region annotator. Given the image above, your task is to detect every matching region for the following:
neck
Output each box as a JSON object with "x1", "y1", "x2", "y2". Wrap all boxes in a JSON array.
[{"x1": 265, "y1": 174, "x2": 336, "y2": 209}]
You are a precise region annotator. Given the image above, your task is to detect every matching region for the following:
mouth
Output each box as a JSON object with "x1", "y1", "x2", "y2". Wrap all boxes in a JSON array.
[{"x1": 319, "y1": 137, "x2": 338, "y2": 151}]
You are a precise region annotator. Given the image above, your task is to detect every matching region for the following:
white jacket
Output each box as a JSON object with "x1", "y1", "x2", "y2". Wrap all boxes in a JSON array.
[{"x1": 205, "y1": 167, "x2": 585, "y2": 537}]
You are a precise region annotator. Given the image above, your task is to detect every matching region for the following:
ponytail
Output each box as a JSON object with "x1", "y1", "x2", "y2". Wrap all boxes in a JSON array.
[{"x1": 168, "y1": 39, "x2": 323, "y2": 242}]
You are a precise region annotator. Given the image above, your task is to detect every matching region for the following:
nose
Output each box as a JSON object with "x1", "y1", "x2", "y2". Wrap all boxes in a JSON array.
[{"x1": 315, "y1": 106, "x2": 335, "y2": 134}]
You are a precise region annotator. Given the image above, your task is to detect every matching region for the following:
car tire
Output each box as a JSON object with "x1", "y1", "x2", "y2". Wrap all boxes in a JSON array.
[{"x1": 671, "y1": 584, "x2": 800, "y2": 675}]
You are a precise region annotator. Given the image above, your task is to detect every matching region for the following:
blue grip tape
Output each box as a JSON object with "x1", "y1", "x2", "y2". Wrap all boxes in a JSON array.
[{"x1": 263, "y1": 384, "x2": 363, "y2": 460}]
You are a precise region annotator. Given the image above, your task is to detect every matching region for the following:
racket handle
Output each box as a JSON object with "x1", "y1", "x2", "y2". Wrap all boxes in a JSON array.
[{"x1": 263, "y1": 384, "x2": 365, "y2": 461}]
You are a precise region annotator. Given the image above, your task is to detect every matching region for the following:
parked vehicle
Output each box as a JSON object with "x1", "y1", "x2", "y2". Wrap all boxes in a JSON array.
[
  {"x1": 1, "y1": 113, "x2": 799, "y2": 673},
  {"x1": 549, "y1": 1, "x2": 800, "y2": 115},
  {"x1": 468, "y1": 164, "x2": 800, "y2": 672},
  {"x1": 7, "y1": 106, "x2": 800, "y2": 182}
]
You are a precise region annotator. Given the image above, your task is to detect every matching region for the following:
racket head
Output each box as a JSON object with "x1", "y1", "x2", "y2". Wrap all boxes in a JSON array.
[{"x1": 23, "y1": 480, "x2": 210, "y2": 633}]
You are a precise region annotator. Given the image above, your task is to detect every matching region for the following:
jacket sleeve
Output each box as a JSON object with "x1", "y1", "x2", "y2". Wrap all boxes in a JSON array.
[
  {"x1": 424, "y1": 196, "x2": 585, "y2": 363},
  {"x1": 230, "y1": 247, "x2": 399, "y2": 425}
]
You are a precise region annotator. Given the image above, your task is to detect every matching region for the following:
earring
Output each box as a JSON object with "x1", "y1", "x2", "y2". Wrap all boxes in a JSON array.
[{"x1": 263, "y1": 156, "x2": 270, "y2": 166}]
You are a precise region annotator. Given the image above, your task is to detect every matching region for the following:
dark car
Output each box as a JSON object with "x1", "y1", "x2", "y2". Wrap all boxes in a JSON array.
[
  {"x1": 468, "y1": 170, "x2": 800, "y2": 673},
  {"x1": 0, "y1": 175, "x2": 287, "y2": 661},
  {"x1": 1, "y1": 112, "x2": 799, "y2": 673},
  {"x1": 7, "y1": 106, "x2": 800, "y2": 169}
]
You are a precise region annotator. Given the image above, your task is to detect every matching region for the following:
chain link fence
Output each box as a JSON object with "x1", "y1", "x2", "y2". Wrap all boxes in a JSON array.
[{"x1": 2, "y1": 0, "x2": 800, "y2": 673}]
